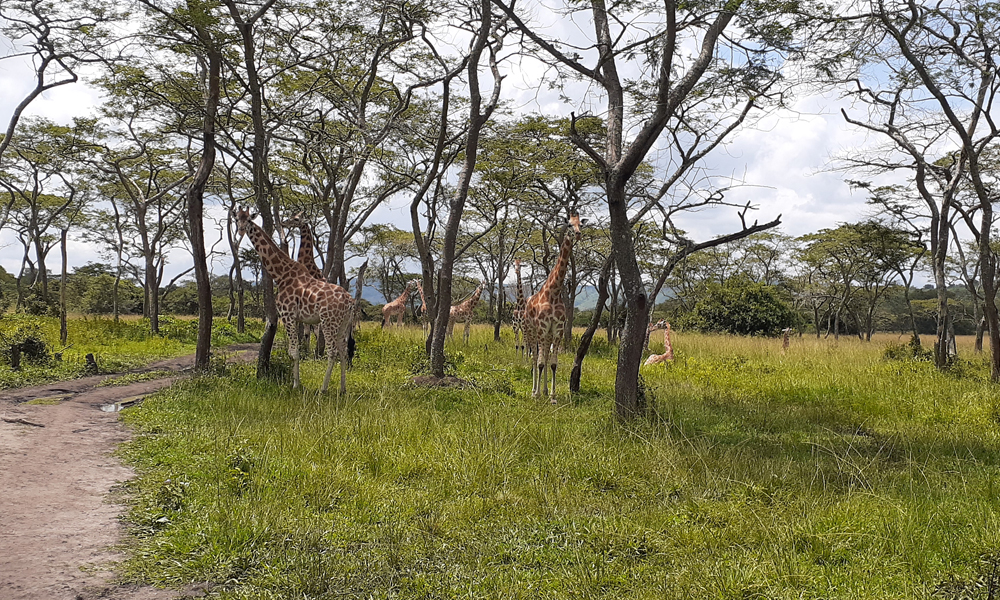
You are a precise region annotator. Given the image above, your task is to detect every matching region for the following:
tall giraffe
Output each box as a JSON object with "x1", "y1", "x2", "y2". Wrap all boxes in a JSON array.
[
  {"x1": 448, "y1": 282, "x2": 484, "y2": 344},
  {"x1": 415, "y1": 279, "x2": 429, "y2": 333},
  {"x1": 512, "y1": 259, "x2": 527, "y2": 356},
  {"x1": 282, "y1": 212, "x2": 326, "y2": 354},
  {"x1": 382, "y1": 280, "x2": 418, "y2": 328},
  {"x1": 644, "y1": 320, "x2": 674, "y2": 365},
  {"x1": 524, "y1": 215, "x2": 581, "y2": 401},
  {"x1": 235, "y1": 208, "x2": 354, "y2": 393}
]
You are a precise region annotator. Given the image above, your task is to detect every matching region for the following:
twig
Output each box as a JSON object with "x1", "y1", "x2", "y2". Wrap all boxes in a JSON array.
[{"x1": 2, "y1": 416, "x2": 45, "y2": 427}]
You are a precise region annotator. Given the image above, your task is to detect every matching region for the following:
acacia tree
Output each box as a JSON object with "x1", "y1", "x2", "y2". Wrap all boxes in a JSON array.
[
  {"x1": 0, "y1": 0, "x2": 117, "y2": 160},
  {"x1": 831, "y1": 0, "x2": 1000, "y2": 375},
  {"x1": 497, "y1": 0, "x2": 801, "y2": 417},
  {"x1": 0, "y1": 117, "x2": 94, "y2": 308}
]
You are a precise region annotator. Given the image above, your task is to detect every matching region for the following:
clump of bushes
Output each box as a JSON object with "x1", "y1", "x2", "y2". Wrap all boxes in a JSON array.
[
  {"x1": 882, "y1": 335, "x2": 933, "y2": 362},
  {"x1": 0, "y1": 318, "x2": 51, "y2": 366},
  {"x1": 678, "y1": 275, "x2": 799, "y2": 336}
]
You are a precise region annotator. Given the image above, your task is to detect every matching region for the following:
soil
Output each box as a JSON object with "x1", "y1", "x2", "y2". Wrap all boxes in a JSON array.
[{"x1": 0, "y1": 344, "x2": 259, "y2": 600}]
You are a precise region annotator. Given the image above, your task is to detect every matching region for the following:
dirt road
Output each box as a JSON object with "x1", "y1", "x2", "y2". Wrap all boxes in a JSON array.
[{"x1": 0, "y1": 344, "x2": 258, "y2": 600}]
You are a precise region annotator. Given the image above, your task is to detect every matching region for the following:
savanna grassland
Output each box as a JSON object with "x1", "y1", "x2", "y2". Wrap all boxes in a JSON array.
[{"x1": 117, "y1": 326, "x2": 1000, "y2": 599}]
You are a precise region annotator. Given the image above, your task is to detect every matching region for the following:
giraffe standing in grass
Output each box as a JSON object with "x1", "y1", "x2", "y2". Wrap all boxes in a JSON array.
[
  {"x1": 644, "y1": 320, "x2": 674, "y2": 366},
  {"x1": 283, "y1": 213, "x2": 326, "y2": 353},
  {"x1": 235, "y1": 208, "x2": 354, "y2": 393},
  {"x1": 382, "y1": 280, "x2": 418, "y2": 328},
  {"x1": 448, "y1": 282, "x2": 484, "y2": 344},
  {"x1": 523, "y1": 215, "x2": 581, "y2": 401},
  {"x1": 512, "y1": 259, "x2": 527, "y2": 357}
]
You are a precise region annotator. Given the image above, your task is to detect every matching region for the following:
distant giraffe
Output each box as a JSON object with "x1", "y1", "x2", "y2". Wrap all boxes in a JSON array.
[
  {"x1": 448, "y1": 282, "x2": 484, "y2": 344},
  {"x1": 644, "y1": 320, "x2": 674, "y2": 366},
  {"x1": 512, "y1": 259, "x2": 527, "y2": 357},
  {"x1": 781, "y1": 327, "x2": 793, "y2": 355},
  {"x1": 235, "y1": 208, "x2": 353, "y2": 393},
  {"x1": 523, "y1": 215, "x2": 581, "y2": 401},
  {"x1": 382, "y1": 280, "x2": 418, "y2": 328},
  {"x1": 416, "y1": 279, "x2": 429, "y2": 333}
]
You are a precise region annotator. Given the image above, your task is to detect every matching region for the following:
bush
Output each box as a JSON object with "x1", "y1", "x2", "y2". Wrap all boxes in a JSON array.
[
  {"x1": 0, "y1": 317, "x2": 51, "y2": 365},
  {"x1": 679, "y1": 276, "x2": 798, "y2": 336}
]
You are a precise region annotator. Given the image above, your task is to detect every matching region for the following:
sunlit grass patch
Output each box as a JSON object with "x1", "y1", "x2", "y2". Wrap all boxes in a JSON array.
[{"x1": 118, "y1": 324, "x2": 1000, "y2": 598}]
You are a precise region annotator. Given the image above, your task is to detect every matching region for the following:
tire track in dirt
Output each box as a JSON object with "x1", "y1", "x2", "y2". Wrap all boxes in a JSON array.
[{"x1": 0, "y1": 344, "x2": 258, "y2": 600}]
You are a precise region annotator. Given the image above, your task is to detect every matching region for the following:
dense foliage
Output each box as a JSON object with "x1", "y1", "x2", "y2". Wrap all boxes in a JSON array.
[{"x1": 679, "y1": 276, "x2": 798, "y2": 336}]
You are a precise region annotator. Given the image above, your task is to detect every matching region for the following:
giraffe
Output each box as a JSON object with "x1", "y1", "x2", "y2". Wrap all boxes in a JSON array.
[
  {"x1": 512, "y1": 259, "x2": 527, "y2": 357},
  {"x1": 448, "y1": 282, "x2": 485, "y2": 344},
  {"x1": 382, "y1": 279, "x2": 418, "y2": 328},
  {"x1": 644, "y1": 317, "x2": 665, "y2": 352},
  {"x1": 781, "y1": 327, "x2": 793, "y2": 355},
  {"x1": 644, "y1": 320, "x2": 674, "y2": 365},
  {"x1": 235, "y1": 208, "x2": 354, "y2": 394},
  {"x1": 523, "y1": 215, "x2": 581, "y2": 401},
  {"x1": 415, "y1": 279, "x2": 429, "y2": 333},
  {"x1": 282, "y1": 212, "x2": 326, "y2": 354}
]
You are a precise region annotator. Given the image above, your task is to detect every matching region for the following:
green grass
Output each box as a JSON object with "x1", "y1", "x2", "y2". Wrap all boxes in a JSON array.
[
  {"x1": 118, "y1": 326, "x2": 1000, "y2": 599},
  {"x1": 0, "y1": 314, "x2": 262, "y2": 390}
]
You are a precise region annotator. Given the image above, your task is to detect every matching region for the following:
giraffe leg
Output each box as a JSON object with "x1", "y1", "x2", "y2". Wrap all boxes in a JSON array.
[
  {"x1": 282, "y1": 316, "x2": 301, "y2": 389},
  {"x1": 538, "y1": 344, "x2": 550, "y2": 398},
  {"x1": 320, "y1": 321, "x2": 338, "y2": 394},
  {"x1": 448, "y1": 319, "x2": 455, "y2": 338},
  {"x1": 464, "y1": 320, "x2": 471, "y2": 344},
  {"x1": 550, "y1": 324, "x2": 565, "y2": 403}
]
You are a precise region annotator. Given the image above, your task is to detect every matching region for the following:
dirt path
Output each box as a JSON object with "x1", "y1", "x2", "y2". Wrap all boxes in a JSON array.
[{"x1": 0, "y1": 344, "x2": 259, "y2": 600}]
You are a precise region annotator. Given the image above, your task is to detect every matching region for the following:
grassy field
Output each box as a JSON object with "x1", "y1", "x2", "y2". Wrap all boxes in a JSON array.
[
  {"x1": 117, "y1": 325, "x2": 1000, "y2": 599},
  {"x1": 0, "y1": 314, "x2": 260, "y2": 389}
]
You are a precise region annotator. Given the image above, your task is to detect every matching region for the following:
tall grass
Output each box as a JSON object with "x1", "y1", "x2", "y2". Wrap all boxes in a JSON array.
[{"x1": 119, "y1": 325, "x2": 1000, "y2": 599}]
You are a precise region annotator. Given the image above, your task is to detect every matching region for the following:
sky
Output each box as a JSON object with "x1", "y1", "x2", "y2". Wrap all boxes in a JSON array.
[{"x1": 0, "y1": 10, "x2": 885, "y2": 287}]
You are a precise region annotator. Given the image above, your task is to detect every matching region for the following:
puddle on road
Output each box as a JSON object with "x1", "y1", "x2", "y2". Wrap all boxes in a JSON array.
[{"x1": 99, "y1": 395, "x2": 147, "y2": 412}]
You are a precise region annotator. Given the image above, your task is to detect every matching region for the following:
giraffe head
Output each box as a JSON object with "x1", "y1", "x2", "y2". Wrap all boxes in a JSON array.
[
  {"x1": 568, "y1": 213, "x2": 582, "y2": 239},
  {"x1": 649, "y1": 319, "x2": 668, "y2": 332},
  {"x1": 233, "y1": 207, "x2": 257, "y2": 239},
  {"x1": 282, "y1": 211, "x2": 308, "y2": 230},
  {"x1": 408, "y1": 279, "x2": 421, "y2": 290}
]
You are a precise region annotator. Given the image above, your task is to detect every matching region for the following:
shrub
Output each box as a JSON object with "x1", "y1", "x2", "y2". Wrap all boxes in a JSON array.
[{"x1": 679, "y1": 276, "x2": 798, "y2": 336}]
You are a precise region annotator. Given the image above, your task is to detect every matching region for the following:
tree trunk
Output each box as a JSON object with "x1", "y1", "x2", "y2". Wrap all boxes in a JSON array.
[
  {"x1": 608, "y1": 179, "x2": 648, "y2": 420},
  {"x1": 429, "y1": 0, "x2": 494, "y2": 377},
  {"x1": 979, "y1": 203, "x2": 1000, "y2": 380},
  {"x1": 187, "y1": 34, "x2": 220, "y2": 371},
  {"x1": 145, "y1": 253, "x2": 159, "y2": 334},
  {"x1": 59, "y1": 229, "x2": 67, "y2": 346}
]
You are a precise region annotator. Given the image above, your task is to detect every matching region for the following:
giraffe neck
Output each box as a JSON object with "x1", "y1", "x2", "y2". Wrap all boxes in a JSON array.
[
  {"x1": 297, "y1": 222, "x2": 317, "y2": 267},
  {"x1": 515, "y1": 265, "x2": 525, "y2": 306},
  {"x1": 541, "y1": 233, "x2": 576, "y2": 298},
  {"x1": 246, "y1": 222, "x2": 300, "y2": 285},
  {"x1": 398, "y1": 286, "x2": 411, "y2": 304}
]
